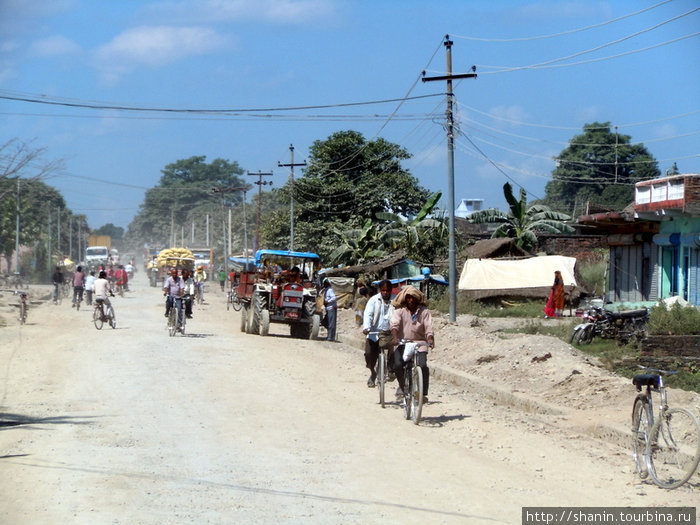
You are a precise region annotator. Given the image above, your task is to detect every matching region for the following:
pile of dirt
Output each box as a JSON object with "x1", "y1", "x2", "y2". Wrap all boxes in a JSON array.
[{"x1": 335, "y1": 307, "x2": 700, "y2": 432}]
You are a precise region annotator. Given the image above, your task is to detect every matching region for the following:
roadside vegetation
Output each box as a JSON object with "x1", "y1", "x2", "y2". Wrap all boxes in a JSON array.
[{"x1": 429, "y1": 258, "x2": 700, "y2": 393}]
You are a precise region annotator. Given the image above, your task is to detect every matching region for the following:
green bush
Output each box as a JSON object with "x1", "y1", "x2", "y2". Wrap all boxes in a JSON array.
[
  {"x1": 647, "y1": 302, "x2": 700, "y2": 335},
  {"x1": 576, "y1": 255, "x2": 607, "y2": 296}
]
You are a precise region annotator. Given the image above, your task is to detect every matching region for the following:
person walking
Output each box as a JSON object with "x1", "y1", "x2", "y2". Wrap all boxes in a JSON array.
[
  {"x1": 362, "y1": 280, "x2": 393, "y2": 388},
  {"x1": 218, "y1": 267, "x2": 226, "y2": 292},
  {"x1": 322, "y1": 278, "x2": 338, "y2": 342}
]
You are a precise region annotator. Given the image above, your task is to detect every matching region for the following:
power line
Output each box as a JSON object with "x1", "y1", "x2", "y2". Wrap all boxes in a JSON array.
[
  {"x1": 451, "y1": 0, "x2": 675, "y2": 42},
  {"x1": 0, "y1": 91, "x2": 445, "y2": 114}
]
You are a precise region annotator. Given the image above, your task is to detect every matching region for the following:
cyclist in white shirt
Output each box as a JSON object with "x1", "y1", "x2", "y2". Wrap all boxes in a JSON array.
[{"x1": 362, "y1": 279, "x2": 394, "y2": 388}]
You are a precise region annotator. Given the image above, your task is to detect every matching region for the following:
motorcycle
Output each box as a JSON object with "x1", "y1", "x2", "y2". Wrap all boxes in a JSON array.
[{"x1": 571, "y1": 304, "x2": 648, "y2": 345}]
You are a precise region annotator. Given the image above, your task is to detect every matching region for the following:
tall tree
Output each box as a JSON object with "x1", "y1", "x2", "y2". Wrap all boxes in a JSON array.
[
  {"x1": 126, "y1": 156, "x2": 247, "y2": 250},
  {"x1": 261, "y1": 130, "x2": 431, "y2": 261},
  {"x1": 470, "y1": 183, "x2": 574, "y2": 253},
  {"x1": 542, "y1": 122, "x2": 660, "y2": 214}
]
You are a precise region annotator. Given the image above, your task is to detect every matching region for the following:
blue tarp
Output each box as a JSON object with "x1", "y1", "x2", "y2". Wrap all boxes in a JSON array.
[{"x1": 254, "y1": 249, "x2": 320, "y2": 265}]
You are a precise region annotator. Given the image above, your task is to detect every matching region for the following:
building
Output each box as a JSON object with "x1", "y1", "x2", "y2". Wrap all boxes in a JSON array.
[
  {"x1": 455, "y1": 198, "x2": 484, "y2": 219},
  {"x1": 634, "y1": 173, "x2": 700, "y2": 305},
  {"x1": 578, "y1": 173, "x2": 700, "y2": 306}
]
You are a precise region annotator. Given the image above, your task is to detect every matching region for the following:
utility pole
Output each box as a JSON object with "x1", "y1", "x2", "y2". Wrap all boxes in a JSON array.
[
  {"x1": 614, "y1": 125, "x2": 619, "y2": 183},
  {"x1": 14, "y1": 178, "x2": 20, "y2": 273},
  {"x1": 247, "y1": 171, "x2": 273, "y2": 252},
  {"x1": 422, "y1": 34, "x2": 477, "y2": 323},
  {"x1": 212, "y1": 185, "x2": 248, "y2": 273},
  {"x1": 278, "y1": 144, "x2": 306, "y2": 251}
]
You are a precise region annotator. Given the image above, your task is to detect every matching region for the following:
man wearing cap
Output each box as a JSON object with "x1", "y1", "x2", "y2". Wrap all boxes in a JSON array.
[
  {"x1": 391, "y1": 285, "x2": 435, "y2": 402},
  {"x1": 322, "y1": 278, "x2": 338, "y2": 342}
]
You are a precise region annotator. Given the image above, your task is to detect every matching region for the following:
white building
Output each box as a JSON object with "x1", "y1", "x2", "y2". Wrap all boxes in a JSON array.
[{"x1": 455, "y1": 198, "x2": 484, "y2": 218}]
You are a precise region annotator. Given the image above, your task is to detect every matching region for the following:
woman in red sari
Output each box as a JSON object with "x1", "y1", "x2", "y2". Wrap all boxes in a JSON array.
[{"x1": 544, "y1": 270, "x2": 565, "y2": 317}]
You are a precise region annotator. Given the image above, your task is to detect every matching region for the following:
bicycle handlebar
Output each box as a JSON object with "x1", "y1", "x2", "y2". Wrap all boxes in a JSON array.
[{"x1": 636, "y1": 364, "x2": 678, "y2": 376}]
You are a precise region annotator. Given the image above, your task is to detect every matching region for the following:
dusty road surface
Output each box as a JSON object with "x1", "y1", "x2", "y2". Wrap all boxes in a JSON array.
[{"x1": 0, "y1": 277, "x2": 697, "y2": 524}]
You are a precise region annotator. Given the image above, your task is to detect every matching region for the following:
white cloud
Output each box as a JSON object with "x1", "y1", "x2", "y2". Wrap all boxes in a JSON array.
[
  {"x1": 30, "y1": 35, "x2": 82, "y2": 57},
  {"x1": 92, "y1": 25, "x2": 228, "y2": 83},
  {"x1": 146, "y1": 0, "x2": 337, "y2": 24},
  {"x1": 487, "y1": 105, "x2": 530, "y2": 128}
]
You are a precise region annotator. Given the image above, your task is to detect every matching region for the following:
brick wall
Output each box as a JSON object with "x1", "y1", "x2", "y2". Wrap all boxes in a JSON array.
[{"x1": 537, "y1": 235, "x2": 608, "y2": 264}]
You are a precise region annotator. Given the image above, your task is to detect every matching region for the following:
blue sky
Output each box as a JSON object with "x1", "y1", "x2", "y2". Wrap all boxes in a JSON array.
[{"x1": 1, "y1": 0, "x2": 698, "y2": 231}]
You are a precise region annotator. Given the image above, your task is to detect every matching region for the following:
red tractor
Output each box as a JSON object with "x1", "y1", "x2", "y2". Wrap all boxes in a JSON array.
[{"x1": 236, "y1": 250, "x2": 321, "y2": 339}]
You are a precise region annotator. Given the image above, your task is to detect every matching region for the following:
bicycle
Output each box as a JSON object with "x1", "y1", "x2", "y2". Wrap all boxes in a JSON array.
[
  {"x1": 166, "y1": 297, "x2": 186, "y2": 336},
  {"x1": 194, "y1": 282, "x2": 204, "y2": 305},
  {"x1": 93, "y1": 298, "x2": 116, "y2": 330},
  {"x1": 227, "y1": 288, "x2": 242, "y2": 311},
  {"x1": 1, "y1": 289, "x2": 28, "y2": 324},
  {"x1": 632, "y1": 366, "x2": 700, "y2": 489},
  {"x1": 396, "y1": 340, "x2": 429, "y2": 425}
]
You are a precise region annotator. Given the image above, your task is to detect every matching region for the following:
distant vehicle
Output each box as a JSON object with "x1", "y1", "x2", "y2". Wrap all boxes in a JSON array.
[
  {"x1": 85, "y1": 246, "x2": 110, "y2": 269},
  {"x1": 190, "y1": 247, "x2": 214, "y2": 276},
  {"x1": 110, "y1": 248, "x2": 120, "y2": 264}
]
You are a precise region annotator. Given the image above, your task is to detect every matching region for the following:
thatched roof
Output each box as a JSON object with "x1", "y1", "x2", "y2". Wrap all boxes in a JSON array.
[
  {"x1": 463, "y1": 238, "x2": 530, "y2": 260},
  {"x1": 321, "y1": 250, "x2": 406, "y2": 278}
]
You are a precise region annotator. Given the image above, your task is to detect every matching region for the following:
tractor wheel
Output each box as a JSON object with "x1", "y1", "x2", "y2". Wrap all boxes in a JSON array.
[
  {"x1": 240, "y1": 305, "x2": 248, "y2": 332},
  {"x1": 260, "y1": 309, "x2": 270, "y2": 336},
  {"x1": 310, "y1": 313, "x2": 320, "y2": 340}
]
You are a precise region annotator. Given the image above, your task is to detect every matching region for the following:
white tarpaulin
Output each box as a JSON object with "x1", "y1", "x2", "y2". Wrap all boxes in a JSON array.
[{"x1": 458, "y1": 255, "x2": 577, "y2": 299}]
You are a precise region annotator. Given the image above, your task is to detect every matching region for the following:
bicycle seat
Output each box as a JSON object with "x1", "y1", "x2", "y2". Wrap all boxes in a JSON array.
[{"x1": 633, "y1": 374, "x2": 661, "y2": 390}]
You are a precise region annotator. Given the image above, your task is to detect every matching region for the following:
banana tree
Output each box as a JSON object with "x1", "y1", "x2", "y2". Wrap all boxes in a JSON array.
[{"x1": 469, "y1": 183, "x2": 573, "y2": 252}]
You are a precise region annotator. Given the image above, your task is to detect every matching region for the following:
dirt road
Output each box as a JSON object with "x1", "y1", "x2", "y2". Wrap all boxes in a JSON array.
[{"x1": 0, "y1": 277, "x2": 697, "y2": 524}]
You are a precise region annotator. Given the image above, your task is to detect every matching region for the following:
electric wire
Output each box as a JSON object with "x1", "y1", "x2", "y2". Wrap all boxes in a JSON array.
[{"x1": 451, "y1": 0, "x2": 675, "y2": 42}]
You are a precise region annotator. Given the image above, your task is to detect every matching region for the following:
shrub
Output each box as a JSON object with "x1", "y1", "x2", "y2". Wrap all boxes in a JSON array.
[{"x1": 647, "y1": 302, "x2": 700, "y2": 335}]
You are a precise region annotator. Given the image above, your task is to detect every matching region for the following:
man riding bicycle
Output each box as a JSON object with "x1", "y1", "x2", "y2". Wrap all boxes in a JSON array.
[
  {"x1": 194, "y1": 266, "x2": 207, "y2": 303},
  {"x1": 93, "y1": 270, "x2": 115, "y2": 307},
  {"x1": 362, "y1": 279, "x2": 394, "y2": 388},
  {"x1": 391, "y1": 285, "x2": 434, "y2": 402},
  {"x1": 51, "y1": 265, "x2": 65, "y2": 303},
  {"x1": 163, "y1": 268, "x2": 185, "y2": 331}
]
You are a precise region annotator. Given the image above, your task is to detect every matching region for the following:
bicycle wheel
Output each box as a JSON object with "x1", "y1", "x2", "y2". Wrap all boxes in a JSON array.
[
  {"x1": 108, "y1": 306, "x2": 116, "y2": 329},
  {"x1": 93, "y1": 306, "x2": 104, "y2": 330},
  {"x1": 403, "y1": 368, "x2": 412, "y2": 420},
  {"x1": 168, "y1": 306, "x2": 177, "y2": 337},
  {"x1": 632, "y1": 395, "x2": 652, "y2": 479},
  {"x1": 410, "y1": 366, "x2": 424, "y2": 425},
  {"x1": 226, "y1": 293, "x2": 231, "y2": 311},
  {"x1": 231, "y1": 294, "x2": 242, "y2": 311},
  {"x1": 648, "y1": 407, "x2": 700, "y2": 489},
  {"x1": 377, "y1": 351, "x2": 386, "y2": 408}
]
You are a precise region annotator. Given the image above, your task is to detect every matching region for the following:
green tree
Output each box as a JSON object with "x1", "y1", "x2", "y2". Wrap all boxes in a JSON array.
[
  {"x1": 543, "y1": 122, "x2": 660, "y2": 214},
  {"x1": 126, "y1": 156, "x2": 247, "y2": 251},
  {"x1": 469, "y1": 183, "x2": 574, "y2": 252},
  {"x1": 261, "y1": 130, "x2": 431, "y2": 262},
  {"x1": 94, "y1": 223, "x2": 124, "y2": 242}
]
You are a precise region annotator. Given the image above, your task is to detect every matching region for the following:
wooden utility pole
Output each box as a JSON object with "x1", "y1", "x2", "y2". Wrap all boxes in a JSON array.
[
  {"x1": 247, "y1": 171, "x2": 273, "y2": 252},
  {"x1": 422, "y1": 35, "x2": 477, "y2": 323},
  {"x1": 278, "y1": 144, "x2": 306, "y2": 251}
]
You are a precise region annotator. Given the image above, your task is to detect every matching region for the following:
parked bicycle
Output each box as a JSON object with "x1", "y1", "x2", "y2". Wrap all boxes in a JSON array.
[
  {"x1": 93, "y1": 298, "x2": 116, "y2": 330},
  {"x1": 1, "y1": 289, "x2": 28, "y2": 324},
  {"x1": 396, "y1": 340, "x2": 429, "y2": 425},
  {"x1": 226, "y1": 288, "x2": 242, "y2": 311},
  {"x1": 632, "y1": 366, "x2": 700, "y2": 489}
]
